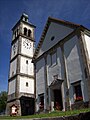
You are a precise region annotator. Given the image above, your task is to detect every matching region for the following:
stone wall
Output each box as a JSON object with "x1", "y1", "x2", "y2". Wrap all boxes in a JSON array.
[
  {"x1": 71, "y1": 101, "x2": 89, "y2": 110},
  {"x1": 33, "y1": 112, "x2": 90, "y2": 120}
]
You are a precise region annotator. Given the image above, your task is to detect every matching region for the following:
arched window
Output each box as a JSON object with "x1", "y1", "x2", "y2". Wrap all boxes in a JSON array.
[
  {"x1": 28, "y1": 29, "x2": 31, "y2": 37},
  {"x1": 24, "y1": 27, "x2": 27, "y2": 36}
]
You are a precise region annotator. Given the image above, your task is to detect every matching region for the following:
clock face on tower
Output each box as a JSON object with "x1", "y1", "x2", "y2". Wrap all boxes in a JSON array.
[
  {"x1": 23, "y1": 39, "x2": 31, "y2": 49},
  {"x1": 11, "y1": 41, "x2": 18, "y2": 59}
]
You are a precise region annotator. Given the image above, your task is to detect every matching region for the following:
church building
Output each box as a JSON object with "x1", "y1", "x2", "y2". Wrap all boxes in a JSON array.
[
  {"x1": 6, "y1": 13, "x2": 36, "y2": 116},
  {"x1": 33, "y1": 17, "x2": 90, "y2": 112}
]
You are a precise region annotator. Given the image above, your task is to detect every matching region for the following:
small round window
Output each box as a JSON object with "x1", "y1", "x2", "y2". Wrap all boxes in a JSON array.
[{"x1": 51, "y1": 36, "x2": 55, "y2": 41}]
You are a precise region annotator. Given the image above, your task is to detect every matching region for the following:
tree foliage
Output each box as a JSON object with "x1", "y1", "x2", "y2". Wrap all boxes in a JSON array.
[{"x1": 0, "y1": 91, "x2": 7, "y2": 113}]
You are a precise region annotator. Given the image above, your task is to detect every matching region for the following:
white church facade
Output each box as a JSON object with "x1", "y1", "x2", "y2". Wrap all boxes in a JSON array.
[{"x1": 33, "y1": 17, "x2": 90, "y2": 112}]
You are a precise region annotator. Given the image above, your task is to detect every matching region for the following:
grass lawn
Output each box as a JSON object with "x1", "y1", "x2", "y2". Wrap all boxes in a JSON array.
[{"x1": 0, "y1": 108, "x2": 90, "y2": 119}]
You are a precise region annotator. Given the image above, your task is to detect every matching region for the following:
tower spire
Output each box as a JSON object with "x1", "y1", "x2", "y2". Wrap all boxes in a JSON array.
[{"x1": 20, "y1": 13, "x2": 29, "y2": 22}]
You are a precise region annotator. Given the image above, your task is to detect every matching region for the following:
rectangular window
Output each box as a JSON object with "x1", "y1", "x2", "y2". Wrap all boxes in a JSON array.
[
  {"x1": 26, "y1": 60, "x2": 28, "y2": 64},
  {"x1": 50, "y1": 50, "x2": 57, "y2": 66},
  {"x1": 73, "y1": 82, "x2": 83, "y2": 102},
  {"x1": 39, "y1": 94, "x2": 44, "y2": 110},
  {"x1": 26, "y1": 82, "x2": 28, "y2": 87}
]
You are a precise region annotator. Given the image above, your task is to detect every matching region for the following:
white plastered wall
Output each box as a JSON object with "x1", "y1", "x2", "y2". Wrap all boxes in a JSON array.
[
  {"x1": 84, "y1": 34, "x2": 90, "y2": 60},
  {"x1": 38, "y1": 22, "x2": 73, "y2": 57},
  {"x1": 83, "y1": 34, "x2": 90, "y2": 101},
  {"x1": 36, "y1": 58, "x2": 45, "y2": 111},
  {"x1": 9, "y1": 59, "x2": 17, "y2": 78},
  {"x1": 64, "y1": 35, "x2": 89, "y2": 104},
  {"x1": 19, "y1": 76, "x2": 34, "y2": 94},
  {"x1": 36, "y1": 58, "x2": 45, "y2": 94},
  {"x1": 20, "y1": 56, "x2": 34, "y2": 75},
  {"x1": 11, "y1": 40, "x2": 18, "y2": 59},
  {"x1": 8, "y1": 79, "x2": 16, "y2": 95}
]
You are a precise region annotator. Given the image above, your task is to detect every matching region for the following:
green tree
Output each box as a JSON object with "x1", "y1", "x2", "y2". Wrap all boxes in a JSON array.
[{"x1": 0, "y1": 91, "x2": 7, "y2": 113}]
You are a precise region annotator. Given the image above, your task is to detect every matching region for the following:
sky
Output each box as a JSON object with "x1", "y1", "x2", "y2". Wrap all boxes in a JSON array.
[{"x1": 0, "y1": 0, "x2": 90, "y2": 92}]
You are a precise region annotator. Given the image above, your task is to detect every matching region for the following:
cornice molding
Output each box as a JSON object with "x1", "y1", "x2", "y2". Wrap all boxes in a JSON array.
[
  {"x1": 8, "y1": 73, "x2": 34, "y2": 81},
  {"x1": 10, "y1": 53, "x2": 33, "y2": 63}
]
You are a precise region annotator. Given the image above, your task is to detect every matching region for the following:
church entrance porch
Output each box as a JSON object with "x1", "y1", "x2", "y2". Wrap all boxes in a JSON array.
[
  {"x1": 49, "y1": 79, "x2": 63, "y2": 111},
  {"x1": 20, "y1": 96, "x2": 34, "y2": 116}
]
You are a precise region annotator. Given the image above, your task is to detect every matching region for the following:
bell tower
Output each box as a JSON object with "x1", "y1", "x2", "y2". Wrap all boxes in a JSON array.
[{"x1": 6, "y1": 13, "x2": 36, "y2": 116}]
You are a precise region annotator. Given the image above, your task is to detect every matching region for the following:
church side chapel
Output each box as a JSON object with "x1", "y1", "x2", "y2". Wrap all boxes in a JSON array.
[
  {"x1": 6, "y1": 13, "x2": 36, "y2": 116},
  {"x1": 33, "y1": 17, "x2": 90, "y2": 112}
]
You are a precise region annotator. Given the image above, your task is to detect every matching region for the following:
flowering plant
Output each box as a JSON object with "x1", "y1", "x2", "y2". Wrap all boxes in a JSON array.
[{"x1": 75, "y1": 96, "x2": 83, "y2": 102}]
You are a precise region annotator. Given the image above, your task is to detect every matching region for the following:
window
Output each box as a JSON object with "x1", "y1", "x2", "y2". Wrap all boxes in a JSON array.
[
  {"x1": 26, "y1": 60, "x2": 28, "y2": 64},
  {"x1": 51, "y1": 36, "x2": 55, "y2": 41},
  {"x1": 24, "y1": 27, "x2": 27, "y2": 36},
  {"x1": 50, "y1": 51, "x2": 57, "y2": 66},
  {"x1": 28, "y1": 29, "x2": 31, "y2": 37},
  {"x1": 39, "y1": 94, "x2": 44, "y2": 110},
  {"x1": 25, "y1": 17, "x2": 28, "y2": 22},
  {"x1": 26, "y1": 82, "x2": 28, "y2": 87},
  {"x1": 73, "y1": 82, "x2": 83, "y2": 102}
]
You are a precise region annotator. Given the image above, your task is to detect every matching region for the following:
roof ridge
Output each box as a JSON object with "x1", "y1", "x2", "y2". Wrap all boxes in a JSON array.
[{"x1": 48, "y1": 17, "x2": 81, "y2": 27}]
